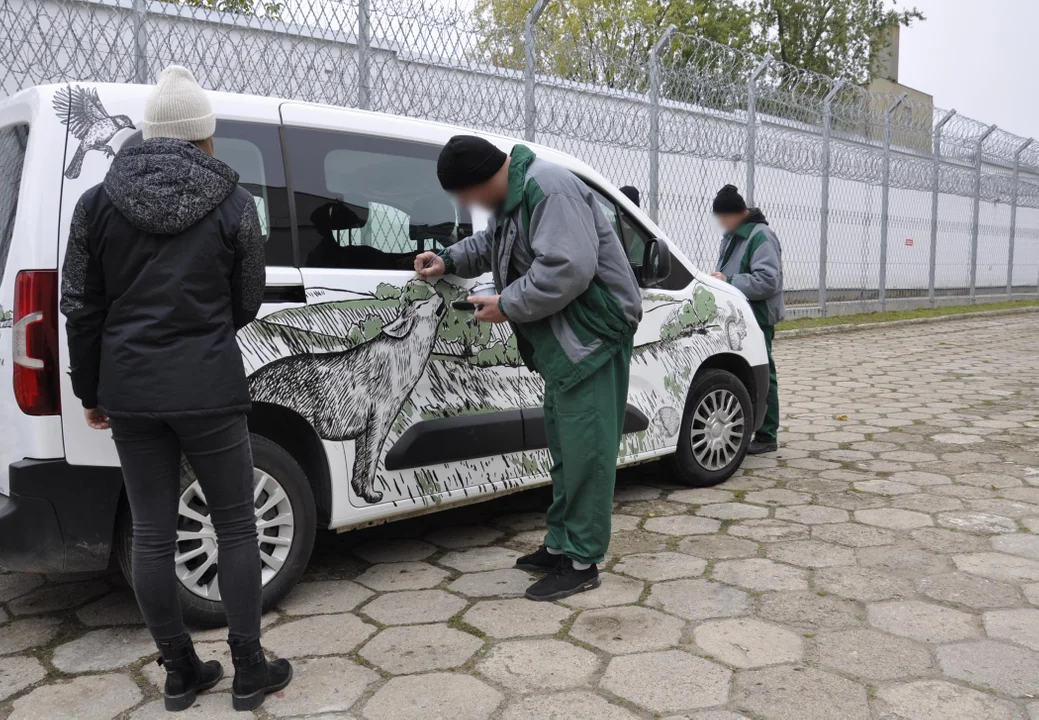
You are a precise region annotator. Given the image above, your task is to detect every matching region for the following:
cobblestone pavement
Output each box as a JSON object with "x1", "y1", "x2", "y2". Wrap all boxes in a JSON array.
[{"x1": 3, "y1": 313, "x2": 1039, "y2": 719}]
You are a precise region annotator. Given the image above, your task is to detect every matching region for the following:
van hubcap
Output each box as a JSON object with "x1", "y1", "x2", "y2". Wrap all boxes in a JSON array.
[
  {"x1": 174, "y1": 470, "x2": 294, "y2": 601},
  {"x1": 690, "y1": 389, "x2": 745, "y2": 471}
]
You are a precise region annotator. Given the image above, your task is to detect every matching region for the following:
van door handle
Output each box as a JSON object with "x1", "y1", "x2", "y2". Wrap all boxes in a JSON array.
[{"x1": 263, "y1": 285, "x2": 306, "y2": 303}]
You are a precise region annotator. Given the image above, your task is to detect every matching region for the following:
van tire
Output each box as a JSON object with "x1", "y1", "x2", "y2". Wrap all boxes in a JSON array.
[
  {"x1": 115, "y1": 433, "x2": 316, "y2": 628},
  {"x1": 670, "y1": 369, "x2": 752, "y2": 488}
]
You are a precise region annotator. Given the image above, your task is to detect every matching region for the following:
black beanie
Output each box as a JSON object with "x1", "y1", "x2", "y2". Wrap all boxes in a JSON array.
[
  {"x1": 712, "y1": 184, "x2": 748, "y2": 214},
  {"x1": 437, "y1": 135, "x2": 508, "y2": 191}
]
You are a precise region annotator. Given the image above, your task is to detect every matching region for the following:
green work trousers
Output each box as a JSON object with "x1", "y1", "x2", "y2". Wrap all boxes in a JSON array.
[
  {"x1": 542, "y1": 339, "x2": 632, "y2": 565},
  {"x1": 757, "y1": 325, "x2": 779, "y2": 443}
]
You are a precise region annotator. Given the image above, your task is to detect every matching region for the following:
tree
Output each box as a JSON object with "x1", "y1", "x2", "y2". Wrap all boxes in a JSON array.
[
  {"x1": 753, "y1": 0, "x2": 924, "y2": 83},
  {"x1": 161, "y1": 0, "x2": 282, "y2": 19},
  {"x1": 473, "y1": 0, "x2": 921, "y2": 88}
]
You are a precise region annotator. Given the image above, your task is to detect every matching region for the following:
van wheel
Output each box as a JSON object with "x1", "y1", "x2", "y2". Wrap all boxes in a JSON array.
[
  {"x1": 670, "y1": 369, "x2": 752, "y2": 488},
  {"x1": 115, "y1": 434, "x2": 316, "y2": 628}
]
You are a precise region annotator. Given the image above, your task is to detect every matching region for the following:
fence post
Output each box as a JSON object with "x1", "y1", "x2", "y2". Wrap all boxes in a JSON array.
[
  {"x1": 1007, "y1": 138, "x2": 1032, "y2": 297},
  {"x1": 745, "y1": 54, "x2": 772, "y2": 206},
  {"x1": 131, "y1": 0, "x2": 148, "y2": 84},
  {"x1": 818, "y1": 79, "x2": 844, "y2": 316},
  {"x1": 648, "y1": 25, "x2": 676, "y2": 225},
  {"x1": 970, "y1": 124, "x2": 997, "y2": 302},
  {"x1": 357, "y1": 0, "x2": 370, "y2": 110},
  {"x1": 929, "y1": 109, "x2": 956, "y2": 306},
  {"x1": 879, "y1": 93, "x2": 906, "y2": 312},
  {"x1": 523, "y1": 0, "x2": 549, "y2": 142}
]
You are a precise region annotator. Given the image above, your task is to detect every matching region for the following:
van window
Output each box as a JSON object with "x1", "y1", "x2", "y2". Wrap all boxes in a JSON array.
[
  {"x1": 0, "y1": 124, "x2": 29, "y2": 292},
  {"x1": 284, "y1": 128, "x2": 473, "y2": 271}
]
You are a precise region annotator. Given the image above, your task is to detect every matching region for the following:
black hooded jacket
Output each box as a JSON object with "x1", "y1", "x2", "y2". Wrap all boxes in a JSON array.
[{"x1": 60, "y1": 138, "x2": 265, "y2": 417}]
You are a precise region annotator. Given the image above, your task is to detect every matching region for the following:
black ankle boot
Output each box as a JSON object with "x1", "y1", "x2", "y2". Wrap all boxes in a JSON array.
[
  {"x1": 156, "y1": 635, "x2": 223, "y2": 712},
  {"x1": 230, "y1": 639, "x2": 293, "y2": 711}
]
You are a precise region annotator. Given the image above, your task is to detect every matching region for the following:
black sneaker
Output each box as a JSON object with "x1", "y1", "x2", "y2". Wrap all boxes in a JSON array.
[
  {"x1": 525, "y1": 557, "x2": 600, "y2": 601},
  {"x1": 515, "y1": 545, "x2": 562, "y2": 573},
  {"x1": 747, "y1": 438, "x2": 778, "y2": 455}
]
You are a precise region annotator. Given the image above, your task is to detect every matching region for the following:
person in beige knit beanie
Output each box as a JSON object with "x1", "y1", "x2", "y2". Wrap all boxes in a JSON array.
[
  {"x1": 60, "y1": 63, "x2": 291, "y2": 713},
  {"x1": 143, "y1": 65, "x2": 217, "y2": 153}
]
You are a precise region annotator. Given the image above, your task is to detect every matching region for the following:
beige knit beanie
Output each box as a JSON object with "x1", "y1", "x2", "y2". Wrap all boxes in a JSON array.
[{"x1": 143, "y1": 65, "x2": 216, "y2": 142}]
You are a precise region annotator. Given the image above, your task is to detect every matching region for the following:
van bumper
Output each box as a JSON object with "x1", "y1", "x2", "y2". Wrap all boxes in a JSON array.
[
  {"x1": 0, "y1": 460, "x2": 123, "y2": 573},
  {"x1": 751, "y1": 363, "x2": 770, "y2": 432}
]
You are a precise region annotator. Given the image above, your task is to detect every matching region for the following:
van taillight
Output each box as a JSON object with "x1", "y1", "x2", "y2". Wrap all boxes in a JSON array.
[{"x1": 13, "y1": 270, "x2": 61, "y2": 415}]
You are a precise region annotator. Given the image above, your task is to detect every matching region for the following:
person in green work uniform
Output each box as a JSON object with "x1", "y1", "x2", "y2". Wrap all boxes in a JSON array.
[
  {"x1": 415, "y1": 135, "x2": 642, "y2": 601},
  {"x1": 710, "y1": 184, "x2": 784, "y2": 454}
]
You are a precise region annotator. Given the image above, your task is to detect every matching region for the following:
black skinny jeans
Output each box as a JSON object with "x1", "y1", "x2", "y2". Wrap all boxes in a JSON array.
[{"x1": 110, "y1": 413, "x2": 261, "y2": 645}]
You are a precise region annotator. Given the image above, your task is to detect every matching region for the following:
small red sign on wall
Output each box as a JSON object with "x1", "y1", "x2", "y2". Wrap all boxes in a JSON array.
[{"x1": 905, "y1": 238, "x2": 914, "y2": 247}]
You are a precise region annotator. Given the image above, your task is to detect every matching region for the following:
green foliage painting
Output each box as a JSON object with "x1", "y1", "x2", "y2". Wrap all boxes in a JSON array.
[{"x1": 660, "y1": 285, "x2": 719, "y2": 340}]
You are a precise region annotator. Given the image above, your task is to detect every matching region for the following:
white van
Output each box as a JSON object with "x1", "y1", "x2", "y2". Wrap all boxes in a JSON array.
[{"x1": 0, "y1": 83, "x2": 769, "y2": 624}]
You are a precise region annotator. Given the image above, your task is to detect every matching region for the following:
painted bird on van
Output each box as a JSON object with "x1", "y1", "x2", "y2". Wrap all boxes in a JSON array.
[
  {"x1": 52, "y1": 86, "x2": 135, "y2": 179},
  {"x1": 247, "y1": 295, "x2": 447, "y2": 504}
]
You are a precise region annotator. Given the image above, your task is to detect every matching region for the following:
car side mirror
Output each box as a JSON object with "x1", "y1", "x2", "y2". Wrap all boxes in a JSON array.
[{"x1": 638, "y1": 238, "x2": 672, "y2": 287}]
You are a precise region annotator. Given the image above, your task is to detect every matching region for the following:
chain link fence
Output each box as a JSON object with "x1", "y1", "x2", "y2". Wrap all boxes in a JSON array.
[{"x1": 3, "y1": 0, "x2": 1038, "y2": 315}]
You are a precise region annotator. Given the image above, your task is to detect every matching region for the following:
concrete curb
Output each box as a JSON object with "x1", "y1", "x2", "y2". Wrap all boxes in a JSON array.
[{"x1": 776, "y1": 305, "x2": 1039, "y2": 339}]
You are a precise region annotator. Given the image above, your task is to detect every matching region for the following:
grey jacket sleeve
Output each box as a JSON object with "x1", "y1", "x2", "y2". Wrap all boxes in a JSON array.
[
  {"x1": 444, "y1": 216, "x2": 495, "y2": 278},
  {"x1": 499, "y1": 193, "x2": 598, "y2": 323},
  {"x1": 729, "y1": 230, "x2": 782, "y2": 301},
  {"x1": 59, "y1": 198, "x2": 105, "y2": 409},
  {"x1": 231, "y1": 198, "x2": 266, "y2": 330}
]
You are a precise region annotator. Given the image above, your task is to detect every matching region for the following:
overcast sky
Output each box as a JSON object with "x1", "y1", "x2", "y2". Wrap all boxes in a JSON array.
[{"x1": 899, "y1": 0, "x2": 1038, "y2": 139}]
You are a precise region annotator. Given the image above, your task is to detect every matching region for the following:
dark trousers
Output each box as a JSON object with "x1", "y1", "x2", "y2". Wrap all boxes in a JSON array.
[
  {"x1": 110, "y1": 413, "x2": 261, "y2": 645},
  {"x1": 757, "y1": 325, "x2": 780, "y2": 443}
]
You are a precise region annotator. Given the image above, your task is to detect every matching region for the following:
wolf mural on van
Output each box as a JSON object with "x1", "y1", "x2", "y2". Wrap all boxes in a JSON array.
[{"x1": 237, "y1": 277, "x2": 741, "y2": 506}]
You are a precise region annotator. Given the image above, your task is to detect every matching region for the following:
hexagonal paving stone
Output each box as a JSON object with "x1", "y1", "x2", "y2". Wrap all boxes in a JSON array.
[
  {"x1": 953, "y1": 552, "x2": 1039, "y2": 583},
  {"x1": 813, "y1": 566, "x2": 914, "y2": 602},
  {"x1": 0, "y1": 656, "x2": 46, "y2": 702},
  {"x1": 477, "y1": 639, "x2": 599, "y2": 691},
  {"x1": 734, "y1": 665, "x2": 869, "y2": 720},
  {"x1": 646, "y1": 579, "x2": 749, "y2": 621},
  {"x1": 893, "y1": 493, "x2": 965, "y2": 513},
  {"x1": 424, "y1": 525, "x2": 504, "y2": 548},
  {"x1": 911, "y1": 527, "x2": 990, "y2": 554},
  {"x1": 464, "y1": 598, "x2": 571, "y2": 638},
  {"x1": 712, "y1": 558, "x2": 808, "y2": 591},
  {"x1": 697, "y1": 503, "x2": 769, "y2": 520},
  {"x1": 7, "y1": 580, "x2": 108, "y2": 615},
  {"x1": 855, "y1": 508, "x2": 934, "y2": 530},
  {"x1": 643, "y1": 515, "x2": 722, "y2": 536},
  {"x1": 937, "y1": 512, "x2": 1018, "y2": 534},
  {"x1": 669, "y1": 488, "x2": 734, "y2": 505},
  {"x1": 501, "y1": 691, "x2": 639, "y2": 720},
  {"x1": 360, "y1": 623, "x2": 483, "y2": 674},
  {"x1": 810, "y1": 628, "x2": 934, "y2": 680},
  {"x1": 694, "y1": 618, "x2": 803, "y2": 668},
  {"x1": 983, "y1": 609, "x2": 1039, "y2": 651},
  {"x1": 278, "y1": 579, "x2": 373, "y2": 615},
  {"x1": 811, "y1": 522, "x2": 897, "y2": 547},
  {"x1": 569, "y1": 606, "x2": 683, "y2": 654},
  {"x1": 889, "y1": 471, "x2": 952, "y2": 486},
  {"x1": 875, "y1": 680, "x2": 1022, "y2": 720},
  {"x1": 9, "y1": 673, "x2": 142, "y2": 720},
  {"x1": 600, "y1": 650, "x2": 731, "y2": 714},
  {"x1": 612, "y1": 552, "x2": 707, "y2": 581},
  {"x1": 352, "y1": 537, "x2": 437, "y2": 563},
  {"x1": 918, "y1": 572, "x2": 1024, "y2": 609},
  {"x1": 727, "y1": 519, "x2": 810, "y2": 543},
  {"x1": 448, "y1": 569, "x2": 533, "y2": 598},
  {"x1": 128, "y1": 693, "x2": 240, "y2": 719},
  {"x1": 547, "y1": 573, "x2": 639, "y2": 610},
  {"x1": 362, "y1": 589, "x2": 467, "y2": 625},
  {"x1": 0, "y1": 574, "x2": 43, "y2": 603},
  {"x1": 678, "y1": 535, "x2": 759, "y2": 559},
  {"x1": 757, "y1": 590, "x2": 865, "y2": 630},
  {"x1": 75, "y1": 591, "x2": 144, "y2": 627},
  {"x1": 356, "y1": 561, "x2": 450, "y2": 591},
  {"x1": 765, "y1": 540, "x2": 855, "y2": 568},
  {"x1": 937, "y1": 640, "x2": 1039, "y2": 697},
  {"x1": 614, "y1": 484, "x2": 662, "y2": 502},
  {"x1": 856, "y1": 544, "x2": 953, "y2": 578},
  {"x1": 363, "y1": 673, "x2": 502, "y2": 720},
  {"x1": 438, "y1": 547, "x2": 522, "y2": 573},
  {"x1": 867, "y1": 600, "x2": 980, "y2": 644},
  {"x1": 774, "y1": 505, "x2": 849, "y2": 525},
  {"x1": 744, "y1": 489, "x2": 811, "y2": 506},
  {"x1": 853, "y1": 479, "x2": 918, "y2": 495},
  {"x1": 263, "y1": 613, "x2": 377, "y2": 658},
  {"x1": 0, "y1": 616, "x2": 62, "y2": 655},
  {"x1": 992, "y1": 533, "x2": 1039, "y2": 559},
  {"x1": 51, "y1": 627, "x2": 155, "y2": 672}
]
